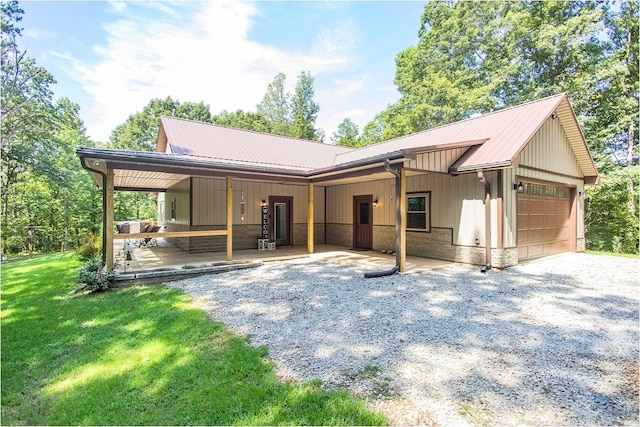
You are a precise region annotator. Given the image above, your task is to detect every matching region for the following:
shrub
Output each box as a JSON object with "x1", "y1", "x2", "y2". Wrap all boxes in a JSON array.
[
  {"x1": 78, "y1": 233, "x2": 102, "y2": 261},
  {"x1": 76, "y1": 254, "x2": 111, "y2": 292}
]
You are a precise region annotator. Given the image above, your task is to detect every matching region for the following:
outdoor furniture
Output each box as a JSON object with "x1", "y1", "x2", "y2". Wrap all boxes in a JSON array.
[{"x1": 135, "y1": 225, "x2": 160, "y2": 247}]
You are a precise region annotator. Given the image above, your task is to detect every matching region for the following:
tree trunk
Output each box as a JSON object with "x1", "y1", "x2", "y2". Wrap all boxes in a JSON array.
[{"x1": 628, "y1": 120, "x2": 636, "y2": 216}]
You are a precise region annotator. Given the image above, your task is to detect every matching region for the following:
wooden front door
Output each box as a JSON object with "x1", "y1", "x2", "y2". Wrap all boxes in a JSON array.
[
  {"x1": 269, "y1": 196, "x2": 292, "y2": 247},
  {"x1": 353, "y1": 195, "x2": 373, "y2": 249}
]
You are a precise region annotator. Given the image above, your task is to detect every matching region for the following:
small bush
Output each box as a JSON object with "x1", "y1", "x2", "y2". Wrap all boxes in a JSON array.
[
  {"x1": 77, "y1": 254, "x2": 111, "y2": 292},
  {"x1": 4, "y1": 235, "x2": 25, "y2": 254},
  {"x1": 78, "y1": 233, "x2": 102, "y2": 261}
]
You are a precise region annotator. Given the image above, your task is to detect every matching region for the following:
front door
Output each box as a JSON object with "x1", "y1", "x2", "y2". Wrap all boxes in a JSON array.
[
  {"x1": 353, "y1": 195, "x2": 373, "y2": 249},
  {"x1": 269, "y1": 196, "x2": 292, "y2": 247}
]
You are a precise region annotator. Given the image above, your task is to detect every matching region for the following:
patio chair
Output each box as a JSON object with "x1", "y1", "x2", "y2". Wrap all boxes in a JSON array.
[{"x1": 136, "y1": 225, "x2": 160, "y2": 247}]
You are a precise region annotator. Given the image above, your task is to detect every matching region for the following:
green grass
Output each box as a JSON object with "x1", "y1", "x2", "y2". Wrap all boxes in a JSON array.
[
  {"x1": 1, "y1": 253, "x2": 386, "y2": 426},
  {"x1": 585, "y1": 250, "x2": 639, "y2": 259}
]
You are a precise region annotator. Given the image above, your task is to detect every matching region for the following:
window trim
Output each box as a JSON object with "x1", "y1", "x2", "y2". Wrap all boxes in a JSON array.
[{"x1": 406, "y1": 191, "x2": 431, "y2": 232}]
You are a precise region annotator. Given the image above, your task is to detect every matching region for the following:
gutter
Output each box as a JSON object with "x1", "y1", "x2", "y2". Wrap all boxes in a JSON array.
[
  {"x1": 80, "y1": 157, "x2": 108, "y2": 266},
  {"x1": 77, "y1": 147, "x2": 410, "y2": 182},
  {"x1": 364, "y1": 159, "x2": 401, "y2": 278}
]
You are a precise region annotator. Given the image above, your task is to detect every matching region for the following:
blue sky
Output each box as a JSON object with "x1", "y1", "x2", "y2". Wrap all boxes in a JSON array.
[{"x1": 18, "y1": 1, "x2": 426, "y2": 143}]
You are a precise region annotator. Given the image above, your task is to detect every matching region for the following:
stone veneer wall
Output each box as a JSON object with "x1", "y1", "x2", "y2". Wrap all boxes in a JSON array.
[{"x1": 325, "y1": 223, "x2": 520, "y2": 267}]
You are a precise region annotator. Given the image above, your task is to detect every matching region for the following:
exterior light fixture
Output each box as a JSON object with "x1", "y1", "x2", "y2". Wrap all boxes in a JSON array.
[
  {"x1": 373, "y1": 199, "x2": 379, "y2": 207},
  {"x1": 261, "y1": 199, "x2": 267, "y2": 207},
  {"x1": 514, "y1": 182, "x2": 525, "y2": 193},
  {"x1": 551, "y1": 112, "x2": 558, "y2": 120}
]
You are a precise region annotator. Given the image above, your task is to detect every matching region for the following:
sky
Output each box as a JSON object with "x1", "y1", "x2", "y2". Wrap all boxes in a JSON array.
[{"x1": 18, "y1": 1, "x2": 427, "y2": 143}]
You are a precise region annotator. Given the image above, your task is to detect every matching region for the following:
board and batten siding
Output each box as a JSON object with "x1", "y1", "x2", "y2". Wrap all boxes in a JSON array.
[
  {"x1": 501, "y1": 117, "x2": 586, "y2": 248},
  {"x1": 325, "y1": 170, "x2": 497, "y2": 247},
  {"x1": 406, "y1": 147, "x2": 469, "y2": 172},
  {"x1": 518, "y1": 118, "x2": 583, "y2": 177},
  {"x1": 165, "y1": 178, "x2": 191, "y2": 226},
  {"x1": 190, "y1": 177, "x2": 324, "y2": 226}
]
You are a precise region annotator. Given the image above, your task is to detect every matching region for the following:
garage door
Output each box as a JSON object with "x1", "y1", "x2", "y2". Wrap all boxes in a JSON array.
[{"x1": 517, "y1": 182, "x2": 571, "y2": 261}]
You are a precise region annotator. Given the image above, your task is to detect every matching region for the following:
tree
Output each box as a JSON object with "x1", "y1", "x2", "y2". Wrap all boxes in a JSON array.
[
  {"x1": 1, "y1": 1, "x2": 58, "y2": 227},
  {"x1": 585, "y1": 166, "x2": 639, "y2": 254},
  {"x1": 213, "y1": 109, "x2": 271, "y2": 133},
  {"x1": 380, "y1": 1, "x2": 607, "y2": 140},
  {"x1": 290, "y1": 70, "x2": 322, "y2": 141},
  {"x1": 359, "y1": 115, "x2": 385, "y2": 146},
  {"x1": 331, "y1": 117, "x2": 360, "y2": 147},
  {"x1": 256, "y1": 72, "x2": 291, "y2": 136},
  {"x1": 109, "y1": 96, "x2": 212, "y2": 151}
]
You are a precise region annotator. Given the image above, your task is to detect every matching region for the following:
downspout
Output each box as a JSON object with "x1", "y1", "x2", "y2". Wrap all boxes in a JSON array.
[
  {"x1": 477, "y1": 170, "x2": 491, "y2": 273},
  {"x1": 364, "y1": 159, "x2": 400, "y2": 278},
  {"x1": 80, "y1": 157, "x2": 108, "y2": 266}
]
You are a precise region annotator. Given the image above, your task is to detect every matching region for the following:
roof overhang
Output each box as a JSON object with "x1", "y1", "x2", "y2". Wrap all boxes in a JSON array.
[{"x1": 77, "y1": 147, "x2": 414, "y2": 190}]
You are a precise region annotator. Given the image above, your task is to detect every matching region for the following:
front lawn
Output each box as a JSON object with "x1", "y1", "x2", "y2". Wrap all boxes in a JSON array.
[{"x1": 1, "y1": 253, "x2": 385, "y2": 426}]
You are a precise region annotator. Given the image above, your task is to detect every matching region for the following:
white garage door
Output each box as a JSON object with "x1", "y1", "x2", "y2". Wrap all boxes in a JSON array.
[{"x1": 517, "y1": 182, "x2": 571, "y2": 261}]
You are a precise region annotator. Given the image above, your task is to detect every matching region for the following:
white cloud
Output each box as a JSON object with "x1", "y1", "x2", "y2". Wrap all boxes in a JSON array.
[{"x1": 66, "y1": 1, "x2": 362, "y2": 142}]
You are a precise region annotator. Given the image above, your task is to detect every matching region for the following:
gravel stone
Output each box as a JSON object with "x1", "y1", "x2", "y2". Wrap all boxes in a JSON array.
[{"x1": 166, "y1": 253, "x2": 639, "y2": 426}]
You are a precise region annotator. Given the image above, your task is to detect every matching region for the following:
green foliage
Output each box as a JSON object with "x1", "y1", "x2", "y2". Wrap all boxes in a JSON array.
[
  {"x1": 256, "y1": 71, "x2": 291, "y2": 136},
  {"x1": 290, "y1": 70, "x2": 322, "y2": 141},
  {"x1": 212, "y1": 109, "x2": 271, "y2": 133},
  {"x1": 77, "y1": 233, "x2": 101, "y2": 261},
  {"x1": 1, "y1": 1, "x2": 58, "y2": 225},
  {"x1": 585, "y1": 166, "x2": 639, "y2": 254},
  {"x1": 1, "y1": 253, "x2": 386, "y2": 426},
  {"x1": 332, "y1": 117, "x2": 360, "y2": 147},
  {"x1": 113, "y1": 191, "x2": 157, "y2": 222},
  {"x1": 76, "y1": 254, "x2": 111, "y2": 292},
  {"x1": 109, "y1": 96, "x2": 212, "y2": 151}
]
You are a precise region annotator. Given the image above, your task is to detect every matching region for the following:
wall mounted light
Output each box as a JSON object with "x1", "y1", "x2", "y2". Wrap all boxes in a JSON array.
[
  {"x1": 513, "y1": 182, "x2": 525, "y2": 193},
  {"x1": 373, "y1": 199, "x2": 379, "y2": 207},
  {"x1": 578, "y1": 191, "x2": 583, "y2": 198},
  {"x1": 551, "y1": 112, "x2": 558, "y2": 120},
  {"x1": 261, "y1": 199, "x2": 267, "y2": 207}
]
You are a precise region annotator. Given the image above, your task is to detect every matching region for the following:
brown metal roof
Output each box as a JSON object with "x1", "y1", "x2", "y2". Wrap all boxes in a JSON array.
[
  {"x1": 156, "y1": 93, "x2": 597, "y2": 181},
  {"x1": 79, "y1": 93, "x2": 597, "y2": 190},
  {"x1": 335, "y1": 93, "x2": 597, "y2": 180},
  {"x1": 158, "y1": 116, "x2": 351, "y2": 171}
]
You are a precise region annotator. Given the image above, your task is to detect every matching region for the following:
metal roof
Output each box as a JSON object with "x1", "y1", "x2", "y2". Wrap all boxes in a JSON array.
[
  {"x1": 158, "y1": 116, "x2": 351, "y2": 170},
  {"x1": 79, "y1": 93, "x2": 598, "y2": 190}
]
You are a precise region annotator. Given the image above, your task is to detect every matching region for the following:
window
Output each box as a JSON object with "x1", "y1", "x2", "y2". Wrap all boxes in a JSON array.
[
  {"x1": 530, "y1": 184, "x2": 543, "y2": 196},
  {"x1": 558, "y1": 188, "x2": 569, "y2": 198},
  {"x1": 407, "y1": 193, "x2": 430, "y2": 231},
  {"x1": 545, "y1": 186, "x2": 557, "y2": 197}
]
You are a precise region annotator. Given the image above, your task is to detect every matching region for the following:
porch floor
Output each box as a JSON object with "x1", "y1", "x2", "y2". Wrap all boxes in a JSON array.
[{"x1": 113, "y1": 239, "x2": 457, "y2": 275}]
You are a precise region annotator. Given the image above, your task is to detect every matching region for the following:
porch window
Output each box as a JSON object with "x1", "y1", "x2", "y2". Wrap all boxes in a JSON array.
[{"x1": 407, "y1": 193, "x2": 430, "y2": 231}]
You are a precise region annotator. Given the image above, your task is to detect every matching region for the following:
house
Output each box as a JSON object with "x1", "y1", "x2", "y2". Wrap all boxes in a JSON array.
[{"x1": 77, "y1": 92, "x2": 599, "y2": 272}]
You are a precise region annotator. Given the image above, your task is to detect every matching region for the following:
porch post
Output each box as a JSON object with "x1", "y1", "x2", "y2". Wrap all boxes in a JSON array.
[
  {"x1": 105, "y1": 168, "x2": 114, "y2": 271},
  {"x1": 308, "y1": 182, "x2": 314, "y2": 254},
  {"x1": 226, "y1": 177, "x2": 233, "y2": 261},
  {"x1": 399, "y1": 168, "x2": 407, "y2": 272}
]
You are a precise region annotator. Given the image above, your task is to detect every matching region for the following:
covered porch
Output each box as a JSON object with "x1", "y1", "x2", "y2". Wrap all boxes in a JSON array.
[{"x1": 113, "y1": 239, "x2": 456, "y2": 276}]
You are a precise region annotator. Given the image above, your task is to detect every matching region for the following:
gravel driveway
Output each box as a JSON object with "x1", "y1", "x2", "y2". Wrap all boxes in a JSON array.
[{"x1": 167, "y1": 253, "x2": 639, "y2": 426}]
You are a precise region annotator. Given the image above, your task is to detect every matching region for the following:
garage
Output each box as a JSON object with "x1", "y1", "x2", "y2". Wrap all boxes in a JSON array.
[{"x1": 517, "y1": 182, "x2": 572, "y2": 261}]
